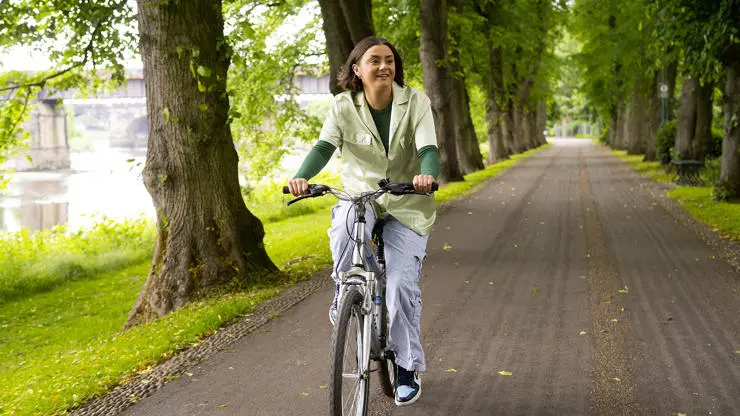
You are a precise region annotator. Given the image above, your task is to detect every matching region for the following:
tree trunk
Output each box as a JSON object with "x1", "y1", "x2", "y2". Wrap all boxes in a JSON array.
[
  {"x1": 536, "y1": 102, "x2": 548, "y2": 146},
  {"x1": 126, "y1": 0, "x2": 278, "y2": 328},
  {"x1": 626, "y1": 77, "x2": 647, "y2": 155},
  {"x1": 317, "y1": 0, "x2": 374, "y2": 95},
  {"x1": 420, "y1": 0, "x2": 463, "y2": 182},
  {"x1": 484, "y1": 3, "x2": 508, "y2": 163},
  {"x1": 504, "y1": 98, "x2": 517, "y2": 154},
  {"x1": 693, "y1": 80, "x2": 714, "y2": 160},
  {"x1": 614, "y1": 104, "x2": 626, "y2": 150},
  {"x1": 454, "y1": 79, "x2": 484, "y2": 173},
  {"x1": 644, "y1": 70, "x2": 660, "y2": 161},
  {"x1": 675, "y1": 76, "x2": 698, "y2": 159},
  {"x1": 718, "y1": 48, "x2": 740, "y2": 199}
]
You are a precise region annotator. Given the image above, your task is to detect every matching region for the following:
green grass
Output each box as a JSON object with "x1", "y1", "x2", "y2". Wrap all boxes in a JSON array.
[
  {"x1": 610, "y1": 150, "x2": 673, "y2": 183},
  {"x1": 0, "y1": 144, "x2": 549, "y2": 416},
  {"x1": 608, "y1": 148, "x2": 740, "y2": 243},
  {"x1": 668, "y1": 186, "x2": 740, "y2": 241}
]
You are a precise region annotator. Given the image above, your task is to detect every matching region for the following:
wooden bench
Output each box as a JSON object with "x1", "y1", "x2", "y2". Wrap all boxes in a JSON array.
[{"x1": 671, "y1": 160, "x2": 704, "y2": 186}]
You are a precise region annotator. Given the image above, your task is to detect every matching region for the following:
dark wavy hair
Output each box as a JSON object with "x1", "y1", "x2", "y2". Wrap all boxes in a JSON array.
[{"x1": 337, "y1": 37, "x2": 405, "y2": 92}]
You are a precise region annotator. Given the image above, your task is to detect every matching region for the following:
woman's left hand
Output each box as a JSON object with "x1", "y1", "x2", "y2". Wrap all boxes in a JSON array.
[{"x1": 413, "y1": 174, "x2": 436, "y2": 193}]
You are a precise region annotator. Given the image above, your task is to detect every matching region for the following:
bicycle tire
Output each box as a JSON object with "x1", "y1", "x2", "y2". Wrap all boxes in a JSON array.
[
  {"x1": 329, "y1": 287, "x2": 370, "y2": 416},
  {"x1": 377, "y1": 302, "x2": 396, "y2": 398}
]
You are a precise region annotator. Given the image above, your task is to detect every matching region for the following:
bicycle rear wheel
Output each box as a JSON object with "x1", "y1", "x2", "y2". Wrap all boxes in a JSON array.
[{"x1": 329, "y1": 287, "x2": 370, "y2": 416}]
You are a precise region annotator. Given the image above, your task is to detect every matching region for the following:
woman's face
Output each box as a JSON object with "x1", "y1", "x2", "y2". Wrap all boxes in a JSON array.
[{"x1": 353, "y1": 44, "x2": 395, "y2": 90}]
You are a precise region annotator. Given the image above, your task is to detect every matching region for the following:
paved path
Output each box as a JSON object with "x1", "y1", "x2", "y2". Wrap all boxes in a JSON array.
[{"x1": 119, "y1": 139, "x2": 740, "y2": 416}]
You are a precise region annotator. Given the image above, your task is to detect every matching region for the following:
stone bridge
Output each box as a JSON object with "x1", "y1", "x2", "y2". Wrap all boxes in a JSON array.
[{"x1": 5, "y1": 71, "x2": 330, "y2": 171}]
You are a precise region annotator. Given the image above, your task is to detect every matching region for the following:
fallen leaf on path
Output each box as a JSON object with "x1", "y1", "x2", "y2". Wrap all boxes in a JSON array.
[
  {"x1": 445, "y1": 368, "x2": 457, "y2": 373},
  {"x1": 540, "y1": 221, "x2": 545, "y2": 225},
  {"x1": 620, "y1": 307, "x2": 625, "y2": 312},
  {"x1": 610, "y1": 319, "x2": 619, "y2": 322},
  {"x1": 498, "y1": 371, "x2": 513, "y2": 376},
  {"x1": 735, "y1": 350, "x2": 740, "y2": 354},
  {"x1": 613, "y1": 378, "x2": 621, "y2": 382},
  {"x1": 217, "y1": 404, "x2": 230, "y2": 408},
  {"x1": 489, "y1": 282, "x2": 495, "y2": 285},
  {"x1": 465, "y1": 280, "x2": 470, "y2": 284},
  {"x1": 579, "y1": 331, "x2": 587, "y2": 335},
  {"x1": 618, "y1": 289, "x2": 629, "y2": 294},
  {"x1": 580, "y1": 276, "x2": 586, "y2": 279},
  {"x1": 300, "y1": 392, "x2": 309, "y2": 397},
  {"x1": 676, "y1": 413, "x2": 687, "y2": 416},
  {"x1": 320, "y1": 385, "x2": 328, "y2": 389},
  {"x1": 443, "y1": 243, "x2": 453, "y2": 251},
  {"x1": 693, "y1": 392, "x2": 700, "y2": 396},
  {"x1": 531, "y1": 288, "x2": 540, "y2": 293},
  {"x1": 468, "y1": 211, "x2": 473, "y2": 215}
]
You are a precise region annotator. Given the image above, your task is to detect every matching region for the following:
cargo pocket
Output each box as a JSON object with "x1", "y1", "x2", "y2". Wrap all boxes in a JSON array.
[
  {"x1": 410, "y1": 292, "x2": 422, "y2": 328},
  {"x1": 413, "y1": 255, "x2": 426, "y2": 283}
]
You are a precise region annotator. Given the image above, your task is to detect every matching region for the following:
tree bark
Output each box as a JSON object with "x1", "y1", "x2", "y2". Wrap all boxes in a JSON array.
[
  {"x1": 644, "y1": 70, "x2": 660, "y2": 161},
  {"x1": 420, "y1": 0, "x2": 464, "y2": 182},
  {"x1": 454, "y1": 78, "x2": 484, "y2": 173},
  {"x1": 317, "y1": 0, "x2": 373, "y2": 95},
  {"x1": 718, "y1": 52, "x2": 740, "y2": 199},
  {"x1": 626, "y1": 77, "x2": 648, "y2": 155},
  {"x1": 483, "y1": 0, "x2": 508, "y2": 163},
  {"x1": 614, "y1": 104, "x2": 626, "y2": 150},
  {"x1": 693, "y1": 79, "x2": 714, "y2": 160},
  {"x1": 126, "y1": 0, "x2": 278, "y2": 328},
  {"x1": 504, "y1": 98, "x2": 517, "y2": 154},
  {"x1": 675, "y1": 76, "x2": 698, "y2": 159},
  {"x1": 536, "y1": 102, "x2": 548, "y2": 146}
]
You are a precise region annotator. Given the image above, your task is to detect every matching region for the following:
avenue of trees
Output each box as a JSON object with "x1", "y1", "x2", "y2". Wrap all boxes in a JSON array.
[
  {"x1": 565, "y1": 0, "x2": 740, "y2": 199},
  {"x1": 11, "y1": 0, "x2": 740, "y2": 325}
]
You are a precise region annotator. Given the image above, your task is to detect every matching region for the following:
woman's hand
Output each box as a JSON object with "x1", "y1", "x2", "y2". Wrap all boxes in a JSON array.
[
  {"x1": 288, "y1": 178, "x2": 310, "y2": 196},
  {"x1": 413, "y1": 174, "x2": 436, "y2": 193}
]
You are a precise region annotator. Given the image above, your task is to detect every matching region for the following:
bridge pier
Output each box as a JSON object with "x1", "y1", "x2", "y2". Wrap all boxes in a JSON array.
[{"x1": 13, "y1": 98, "x2": 71, "y2": 171}]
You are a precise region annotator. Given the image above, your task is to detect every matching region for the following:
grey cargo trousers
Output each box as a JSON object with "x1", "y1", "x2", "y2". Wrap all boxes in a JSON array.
[{"x1": 329, "y1": 201, "x2": 429, "y2": 372}]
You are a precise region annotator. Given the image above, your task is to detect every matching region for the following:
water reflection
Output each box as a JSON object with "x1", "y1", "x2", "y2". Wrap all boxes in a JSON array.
[{"x1": 0, "y1": 137, "x2": 155, "y2": 234}]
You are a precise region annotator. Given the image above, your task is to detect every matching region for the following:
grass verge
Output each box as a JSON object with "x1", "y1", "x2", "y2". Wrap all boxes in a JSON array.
[
  {"x1": 608, "y1": 147, "x2": 740, "y2": 242},
  {"x1": 0, "y1": 143, "x2": 549, "y2": 415}
]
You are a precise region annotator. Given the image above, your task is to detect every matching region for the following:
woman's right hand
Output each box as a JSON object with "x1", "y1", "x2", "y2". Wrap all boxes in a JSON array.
[{"x1": 288, "y1": 178, "x2": 310, "y2": 196}]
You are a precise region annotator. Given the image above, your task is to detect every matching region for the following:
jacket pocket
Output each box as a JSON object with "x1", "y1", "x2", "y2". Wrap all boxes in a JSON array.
[{"x1": 345, "y1": 132, "x2": 373, "y2": 145}]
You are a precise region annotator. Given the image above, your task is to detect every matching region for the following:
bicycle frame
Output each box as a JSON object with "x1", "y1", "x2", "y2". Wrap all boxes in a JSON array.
[{"x1": 336, "y1": 200, "x2": 388, "y2": 379}]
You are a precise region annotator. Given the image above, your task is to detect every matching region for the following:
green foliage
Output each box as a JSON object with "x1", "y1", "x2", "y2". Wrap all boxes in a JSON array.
[
  {"x1": 224, "y1": 0, "x2": 326, "y2": 182},
  {"x1": 701, "y1": 156, "x2": 722, "y2": 186},
  {"x1": 0, "y1": 216, "x2": 156, "y2": 303},
  {"x1": 0, "y1": 0, "x2": 136, "y2": 187},
  {"x1": 704, "y1": 125, "x2": 724, "y2": 159},
  {"x1": 655, "y1": 119, "x2": 677, "y2": 161}
]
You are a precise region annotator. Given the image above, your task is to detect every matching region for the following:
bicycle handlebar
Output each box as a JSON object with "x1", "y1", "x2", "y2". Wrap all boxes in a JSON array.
[{"x1": 282, "y1": 179, "x2": 438, "y2": 206}]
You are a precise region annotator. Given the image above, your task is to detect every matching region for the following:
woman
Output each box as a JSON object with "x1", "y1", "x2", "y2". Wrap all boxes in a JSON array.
[{"x1": 288, "y1": 36, "x2": 439, "y2": 407}]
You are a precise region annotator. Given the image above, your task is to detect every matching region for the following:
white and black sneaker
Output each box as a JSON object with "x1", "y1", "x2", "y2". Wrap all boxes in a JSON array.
[{"x1": 394, "y1": 366, "x2": 421, "y2": 406}]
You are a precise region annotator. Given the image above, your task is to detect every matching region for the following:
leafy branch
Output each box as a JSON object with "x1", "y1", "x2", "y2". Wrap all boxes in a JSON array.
[{"x1": 0, "y1": 0, "x2": 128, "y2": 94}]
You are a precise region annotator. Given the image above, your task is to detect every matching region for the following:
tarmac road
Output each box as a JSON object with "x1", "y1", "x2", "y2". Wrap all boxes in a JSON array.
[{"x1": 116, "y1": 138, "x2": 740, "y2": 416}]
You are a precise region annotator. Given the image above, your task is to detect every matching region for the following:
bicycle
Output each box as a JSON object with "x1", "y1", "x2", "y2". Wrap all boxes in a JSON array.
[{"x1": 283, "y1": 178, "x2": 437, "y2": 416}]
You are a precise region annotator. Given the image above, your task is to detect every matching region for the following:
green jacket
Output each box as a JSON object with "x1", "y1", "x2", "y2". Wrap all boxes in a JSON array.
[{"x1": 319, "y1": 82, "x2": 438, "y2": 235}]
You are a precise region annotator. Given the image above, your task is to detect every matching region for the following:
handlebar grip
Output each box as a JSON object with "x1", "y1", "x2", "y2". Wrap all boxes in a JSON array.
[
  {"x1": 431, "y1": 182, "x2": 439, "y2": 192},
  {"x1": 282, "y1": 186, "x2": 290, "y2": 194}
]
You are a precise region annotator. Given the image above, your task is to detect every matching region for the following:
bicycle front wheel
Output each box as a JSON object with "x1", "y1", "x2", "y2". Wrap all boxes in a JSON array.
[{"x1": 329, "y1": 287, "x2": 370, "y2": 416}]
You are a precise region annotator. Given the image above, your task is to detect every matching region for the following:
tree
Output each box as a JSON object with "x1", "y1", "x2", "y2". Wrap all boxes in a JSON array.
[
  {"x1": 317, "y1": 0, "x2": 374, "y2": 95},
  {"x1": 0, "y1": 0, "x2": 281, "y2": 327},
  {"x1": 420, "y1": 0, "x2": 465, "y2": 182},
  {"x1": 126, "y1": 0, "x2": 278, "y2": 327}
]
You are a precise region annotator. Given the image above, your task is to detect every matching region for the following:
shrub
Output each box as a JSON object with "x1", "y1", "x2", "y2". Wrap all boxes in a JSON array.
[{"x1": 655, "y1": 119, "x2": 677, "y2": 163}]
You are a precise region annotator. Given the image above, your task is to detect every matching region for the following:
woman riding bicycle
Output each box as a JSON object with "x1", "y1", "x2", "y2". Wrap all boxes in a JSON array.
[{"x1": 287, "y1": 36, "x2": 439, "y2": 407}]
